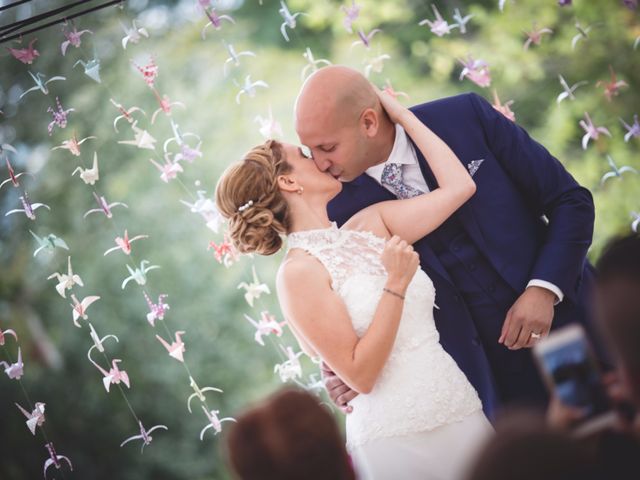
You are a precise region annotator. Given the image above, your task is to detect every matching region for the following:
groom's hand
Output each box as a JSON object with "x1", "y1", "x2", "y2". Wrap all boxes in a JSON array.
[
  {"x1": 499, "y1": 286, "x2": 556, "y2": 350},
  {"x1": 321, "y1": 361, "x2": 358, "y2": 413}
]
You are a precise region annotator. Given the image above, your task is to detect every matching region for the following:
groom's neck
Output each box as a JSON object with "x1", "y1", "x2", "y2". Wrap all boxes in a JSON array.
[{"x1": 368, "y1": 116, "x2": 396, "y2": 168}]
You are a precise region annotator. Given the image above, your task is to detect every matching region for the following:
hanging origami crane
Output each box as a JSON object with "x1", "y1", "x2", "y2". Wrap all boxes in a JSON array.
[
  {"x1": 7, "y1": 38, "x2": 39, "y2": 64},
  {"x1": 222, "y1": 41, "x2": 256, "y2": 77},
  {"x1": 458, "y1": 56, "x2": 491, "y2": 87},
  {"x1": 120, "y1": 420, "x2": 168, "y2": 453},
  {"x1": 1, "y1": 347, "x2": 23, "y2": 380},
  {"x1": 419, "y1": 4, "x2": 458, "y2": 37},
  {"x1": 155, "y1": 331, "x2": 186, "y2": 362},
  {"x1": 237, "y1": 266, "x2": 271, "y2": 307},
  {"x1": 451, "y1": 7, "x2": 473, "y2": 34},
  {"x1": 523, "y1": 23, "x2": 553, "y2": 50},
  {"x1": 596, "y1": 65, "x2": 628, "y2": 101},
  {"x1": 5, "y1": 193, "x2": 50, "y2": 221},
  {"x1": 351, "y1": 28, "x2": 381, "y2": 49},
  {"x1": 180, "y1": 190, "x2": 224, "y2": 233},
  {"x1": 132, "y1": 56, "x2": 159, "y2": 88},
  {"x1": 491, "y1": 90, "x2": 515, "y2": 122},
  {"x1": 29, "y1": 230, "x2": 69, "y2": 257},
  {"x1": 164, "y1": 121, "x2": 202, "y2": 163},
  {"x1": 71, "y1": 152, "x2": 99, "y2": 185},
  {"x1": 187, "y1": 376, "x2": 223, "y2": 413},
  {"x1": 620, "y1": 114, "x2": 640, "y2": 143},
  {"x1": 117, "y1": 120, "x2": 157, "y2": 150},
  {"x1": 579, "y1": 112, "x2": 611, "y2": 150},
  {"x1": 244, "y1": 311, "x2": 286, "y2": 346},
  {"x1": 88, "y1": 354, "x2": 131, "y2": 392},
  {"x1": 571, "y1": 20, "x2": 599, "y2": 50},
  {"x1": 149, "y1": 155, "x2": 184, "y2": 183},
  {"x1": 557, "y1": 75, "x2": 588, "y2": 103},
  {"x1": 104, "y1": 230, "x2": 148, "y2": 256},
  {"x1": 51, "y1": 133, "x2": 96, "y2": 156},
  {"x1": 83, "y1": 192, "x2": 129, "y2": 219},
  {"x1": 0, "y1": 328, "x2": 18, "y2": 345},
  {"x1": 340, "y1": 0, "x2": 360, "y2": 33},
  {"x1": 48, "y1": 256, "x2": 83, "y2": 298},
  {"x1": 201, "y1": 8, "x2": 235, "y2": 38},
  {"x1": 235, "y1": 75, "x2": 269, "y2": 104},
  {"x1": 60, "y1": 21, "x2": 92, "y2": 56},
  {"x1": 110, "y1": 99, "x2": 147, "y2": 132},
  {"x1": 69, "y1": 294, "x2": 100, "y2": 328},
  {"x1": 74, "y1": 58, "x2": 102, "y2": 83},
  {"x1": 88, "y1": 323, "x2": 119, "y2": 353},
  {"x1": 150, "y1": 91, "x2": 185, "y2": 124},
  {"x1": 19, "y1": 71, "x2": 66, "y2": 99},
  {"x1": 274, "y1": 345, "x2": 304, "y2": 382},
  {"x1": 600, "y1": 155, "x2": 638, "y2": 186},
  {"x1": 121, "y1": 20, "x2": 149, "y2": 49},
  {"x1": 143, "y1": 292, "x2": 169, "y2": 327},
  {"x1": 279, "y1": 0, "x2": 307, "y2": 42},
  {"x1": 364, "y1": 54, "x2": 391, "y2": 78},
  {"x1": 1, "y1": 155, "x2": 34, "y2": 190},
  {"x1": 15, "y1": 402, "x2": 46, "y2": 435},
  {"x1": 255, "y1": 107, "x2": 283, "y2": 139},
  {"x1": 199, "y1": 406, "x2": 236, "y2": 440},
  {"x1": 208, "y1": 237, "x2": 239, "y2": 267},
  {"x1": 121, "y1": 260, "x2": 160, "y2": 289},
  {"x1": 47, "y1": 97, "x2": 74, "y2": 135},
  {"x1": 632, "y1": 212, "x2": 640, "y2": 233},
  {"x1": 44, "y1": 442, "x2": 73, "y2": 479},
  {"x1": 301, "y1": 48, "x2": 331, "y2": 80}
]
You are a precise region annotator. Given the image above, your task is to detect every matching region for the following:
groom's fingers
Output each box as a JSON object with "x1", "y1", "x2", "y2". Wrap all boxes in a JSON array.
[{"x1": 499, "y1": 308, "x2": 513, "y2": 344}]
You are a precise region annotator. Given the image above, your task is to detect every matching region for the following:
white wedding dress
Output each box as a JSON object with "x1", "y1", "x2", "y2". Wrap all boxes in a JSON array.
[{"x1": 287, "y1": 223, "x2": 494, "y2": 480}]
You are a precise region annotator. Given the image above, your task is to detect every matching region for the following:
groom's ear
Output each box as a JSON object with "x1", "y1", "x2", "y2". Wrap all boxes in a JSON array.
[{"x1": 360, "y1": 107, "x2": 379, "y2": 138}]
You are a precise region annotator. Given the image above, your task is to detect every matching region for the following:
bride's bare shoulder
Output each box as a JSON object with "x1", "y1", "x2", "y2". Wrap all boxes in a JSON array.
[
  {"x1": 276, "y1": 251, "x2": 330, "y2": 291},
  {"x1": 342, "y1": 206, "x2": 391, "y2": 240}
]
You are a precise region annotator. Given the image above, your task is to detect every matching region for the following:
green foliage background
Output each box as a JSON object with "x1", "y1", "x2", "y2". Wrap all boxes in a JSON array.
[{"x1": 0, "y1": 0, "x2": 638, "y2": 478}]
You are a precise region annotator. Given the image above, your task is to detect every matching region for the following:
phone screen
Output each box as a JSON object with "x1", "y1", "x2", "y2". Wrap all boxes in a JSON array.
[{"x1": 538, "y1": 334, "x2": 610, "y2": 417}]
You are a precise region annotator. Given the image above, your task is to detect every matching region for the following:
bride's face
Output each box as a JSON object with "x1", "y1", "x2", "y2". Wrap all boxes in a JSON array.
[{"x1": 281, "y1": 142, "x2": 342, "y2": 198}]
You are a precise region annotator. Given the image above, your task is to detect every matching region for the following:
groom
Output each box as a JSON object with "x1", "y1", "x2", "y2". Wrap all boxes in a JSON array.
[{"x1": 294, "y1": 66, "x2": 607, "y2": 420}]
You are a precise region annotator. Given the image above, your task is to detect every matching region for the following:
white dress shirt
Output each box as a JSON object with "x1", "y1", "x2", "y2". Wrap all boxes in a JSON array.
[{"x1": 365, "y1": 124, "x2": 564, "y2": 304}]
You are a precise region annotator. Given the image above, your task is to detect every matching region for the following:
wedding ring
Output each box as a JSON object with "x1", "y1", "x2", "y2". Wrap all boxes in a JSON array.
[{"x1": 530, "y1": 332, "x2": 542, "y2": 339}]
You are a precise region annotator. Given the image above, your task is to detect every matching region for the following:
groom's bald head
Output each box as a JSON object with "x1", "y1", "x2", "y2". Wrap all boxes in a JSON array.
[{"x1": 294, "y1": 66, "x2": 392, "y2": 182}]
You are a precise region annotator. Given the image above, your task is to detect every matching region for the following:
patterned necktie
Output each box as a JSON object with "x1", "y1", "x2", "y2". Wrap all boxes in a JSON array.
[{"x1": 380, "y1": 162, "x2": 424, "y2": 199}]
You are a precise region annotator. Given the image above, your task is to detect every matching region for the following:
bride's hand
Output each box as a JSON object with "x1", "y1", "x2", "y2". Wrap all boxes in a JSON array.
[{"x1": 374, "y1": 84, "x2": 411, "y2": 125}]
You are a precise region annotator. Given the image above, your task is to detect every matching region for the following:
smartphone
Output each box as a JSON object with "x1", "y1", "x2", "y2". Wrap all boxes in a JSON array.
[{"x1": 533, "y1": 324, "x2": 617, "y2": 436}]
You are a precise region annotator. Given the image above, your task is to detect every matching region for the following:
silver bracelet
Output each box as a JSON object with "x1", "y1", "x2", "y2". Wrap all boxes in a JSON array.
[{"x1": 383, "y1": 287, "x2": 405, "y2": 300}]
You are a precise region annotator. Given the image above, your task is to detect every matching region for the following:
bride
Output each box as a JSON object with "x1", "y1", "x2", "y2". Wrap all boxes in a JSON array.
[{"x1": 215, "y1": 87, "x2": 494, "y2": 479}]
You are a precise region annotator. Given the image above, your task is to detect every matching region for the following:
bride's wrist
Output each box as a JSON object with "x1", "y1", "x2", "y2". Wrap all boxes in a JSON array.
[{"x1": 384, "y1": 278, "x2": 408, "y2": 296}]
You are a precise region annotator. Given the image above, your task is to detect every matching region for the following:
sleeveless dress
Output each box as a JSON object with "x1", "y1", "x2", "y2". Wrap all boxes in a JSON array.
[{"x1": 287, "y1": 222, "x2": 494, "y2": 480}]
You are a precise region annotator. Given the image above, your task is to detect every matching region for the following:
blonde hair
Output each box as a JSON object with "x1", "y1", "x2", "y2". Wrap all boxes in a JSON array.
[{"x1": 215, "y1": 140, "x2": 292, "y2": 255}]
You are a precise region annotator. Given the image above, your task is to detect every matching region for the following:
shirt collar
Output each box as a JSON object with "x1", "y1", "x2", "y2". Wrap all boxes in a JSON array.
[{"x1": 365, "y1": 124, "x2": 416, "y2": 182}]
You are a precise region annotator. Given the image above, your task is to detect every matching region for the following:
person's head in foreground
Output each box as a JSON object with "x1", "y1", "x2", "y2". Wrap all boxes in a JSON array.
[
  {"x1": 595, "y1": 233, "x2": 640, "y2": 408},
  {"x1": 225, "y1": 388, "x2": 355, "y2": 480}
]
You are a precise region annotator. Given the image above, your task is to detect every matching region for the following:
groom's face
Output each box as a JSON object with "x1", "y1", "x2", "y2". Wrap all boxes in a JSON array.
[{"x1": 296, "y1": 109, "x2": 370, "y2": 183}]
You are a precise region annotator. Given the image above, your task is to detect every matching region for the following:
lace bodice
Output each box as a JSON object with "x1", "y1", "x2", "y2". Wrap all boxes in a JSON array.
[{"x1": 287, "y1": 223, "x2": 482, "y2": 448}]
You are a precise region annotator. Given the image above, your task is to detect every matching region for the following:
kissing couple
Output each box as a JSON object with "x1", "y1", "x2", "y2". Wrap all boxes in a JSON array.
[{"x1": 215, "y1": 66, "x2": 606, "y2": 479}]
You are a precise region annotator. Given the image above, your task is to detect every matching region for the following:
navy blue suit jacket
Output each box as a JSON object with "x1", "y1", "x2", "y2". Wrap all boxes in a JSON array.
[{"x1": 327, "y1": 92, "x2": 603, "y2": 417}]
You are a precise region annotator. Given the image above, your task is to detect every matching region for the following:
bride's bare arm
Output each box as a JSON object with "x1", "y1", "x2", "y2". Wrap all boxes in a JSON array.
[
  {"x1": 276, "y1": 237, "x2": 418, "y2": 394},
  {"x1": 367, "y1": 89, "x2": 476, "y2": 245}
]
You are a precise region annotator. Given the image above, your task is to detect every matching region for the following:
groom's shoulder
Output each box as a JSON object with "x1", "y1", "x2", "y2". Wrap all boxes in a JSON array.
[{"x1": 409, "y1": 91, "x2": 481, "y2": 118}]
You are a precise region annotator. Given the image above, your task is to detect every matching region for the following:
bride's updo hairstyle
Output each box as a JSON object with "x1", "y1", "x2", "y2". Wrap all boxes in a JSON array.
[{"x1": 215, "y1": 140, "x2": 293, "y2": 256}]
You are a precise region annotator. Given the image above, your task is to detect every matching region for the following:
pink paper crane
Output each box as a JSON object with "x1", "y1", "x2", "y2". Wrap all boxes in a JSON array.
[
  {"x1": 200, "y1": 406, "x2": 236, "y2": 440},
  {"x1": 60, "y1": 21, "x2": 93, "y2": 56},
  {"x1": 44, "y1": 442, "x2": 73, "y2": 479},
  {"x1": 579, "y1": 112, "x2": 611, "y2": 150},
  {"x1": 51, "y1": 133, "x2": 96, "y2": 156},
  {"x1": 201, "y1": 8, "x2": 235, "y2": 38},
  {"x1": 69, "y1": 294, "x2": 100, "y2": 328},
  {"x1": 120, "y1": 420, "x2": 168, "y2": 453},
  {"x1": 274, "y1": 345, "x2": 304, "y2": 382},
  {"x1": 244, "y1": 311, "x2": 286, "y2": 346},
  {"x1": 156, "y1": 331, "x2": 186, "y2": 363},
  {"x1": 5, "y1": 193, "x2": 51, "y2": 221},
  {"x1": 150, "y1": 91, "x2": 185, "y2": 124},
  {"x1": 84, "y1": 192, "x2": 128, "y2": 219},
  {"x1": 1, "y1": 347, "x2": 24, "y2": 380},
  {"x1": 208, "y1": 237, "x2": 239, "y2": 268},
  {"x1": 143, "y1": 292, "x2": 169, "y2": 327},
  {"x1": 458, "y1": 56, "x2": 491, "y2": 87},
  {"x1": 132, "y1": 57, "x2": 159, "y2": 88},
  {"x1": 254, "y1": 107, "x2": 283, "y2": 139},
  {"x1": 89, "y1": 355, "x2": 130, "y2": 392},
  {"x1": 491, "y1": 90, "x2": 515, "y2": 122},
  {"x1": 149, "y1": 155, "x2": 183, "y2": 183},
  {"x1": 351, "y1": 28, "x2": 382, "y2": 49},
  {"x1": 7, "y1": 38, "x2": 39, "y2": 64},
  {"x1": 418, "y1": 4, "x2": 459, "y2": 37},
  {"x1": 596, "y1": 65, "x2": 629, "y2": 102},
  {"x1": 103, "y1": 230, "x2": 148, "y2": 256},
  {"x1": 15, "y1": 401, "x2": 46, "y2": 435},
  {"x1": 0, "y1": 328, "x2": 18, "y2": 345},
  {"x1": 47, "y1": 97, "x2": 74, "y2": 136},
  {"x1": 1, "y1": 155, "x2": 34, "y2": 190},
  {"x1": 523, "y1": 23, "x2": 553, "y2": 50},
  {"x1": 340, "y1": 0, "x2": 360, "y2": 33}
]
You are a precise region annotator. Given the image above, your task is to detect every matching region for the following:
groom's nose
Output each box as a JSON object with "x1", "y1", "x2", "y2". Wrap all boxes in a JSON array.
[{"x1": 313, "y1": 155, "x2": 332, "y2": 172}]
